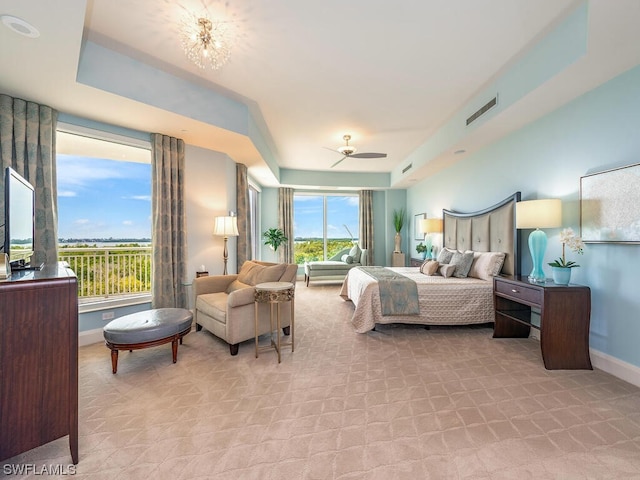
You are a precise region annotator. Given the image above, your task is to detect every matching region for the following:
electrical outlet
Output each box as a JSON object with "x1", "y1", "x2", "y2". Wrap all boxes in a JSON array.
[{"x1": 102, "y1": 311, "x2": 115, "y2": 321}]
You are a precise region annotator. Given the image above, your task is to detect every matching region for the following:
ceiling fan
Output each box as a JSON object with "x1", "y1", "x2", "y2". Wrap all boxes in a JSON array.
[{"x1": 326, "y1": 134, "x2": 387, "y2": 168}]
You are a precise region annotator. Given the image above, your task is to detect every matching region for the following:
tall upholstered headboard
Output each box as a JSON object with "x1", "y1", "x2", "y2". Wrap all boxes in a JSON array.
[{"x1": 442, "y1": 192, "x2": 521, "y2": 276}]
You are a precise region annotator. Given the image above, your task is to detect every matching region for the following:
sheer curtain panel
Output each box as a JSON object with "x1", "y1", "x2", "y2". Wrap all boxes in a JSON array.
[
  {"x1": 359, "y1": 190, "x2": 374, "y2": 265},
  {"x1": 278, "y1": 187, "x2": 294, "y2": 263}
]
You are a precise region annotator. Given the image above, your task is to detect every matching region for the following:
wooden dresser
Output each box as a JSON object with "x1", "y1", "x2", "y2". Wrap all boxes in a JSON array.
[{"x1": 0, "y1": 262, "x2": 79, "y2": 464}]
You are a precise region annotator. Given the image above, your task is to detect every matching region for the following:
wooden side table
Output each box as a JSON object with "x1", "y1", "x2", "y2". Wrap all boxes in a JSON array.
[
  {"x1": 493, "y1": 275, "x2": 592, "y2": 370},
  {"x1": 254, "y1": 282, "x2": 295, "y2": 363}
]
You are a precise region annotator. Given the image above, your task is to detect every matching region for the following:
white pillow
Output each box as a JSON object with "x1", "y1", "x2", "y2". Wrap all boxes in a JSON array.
[
  {"x1": 468, "y1": 252, "x2": 506, "y2": 281},
  {"x1": 341, "y1": 254, "x2": 354, "y2": 264}
]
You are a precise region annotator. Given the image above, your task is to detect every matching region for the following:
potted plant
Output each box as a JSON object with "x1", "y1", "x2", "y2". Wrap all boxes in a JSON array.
[
  {"x1": 416, "y1": 242, "x2": 427, "y2": 259},
  {"x1": 392, "y1": 208, "x2": 405, "y2": 253},
  {"x1": 548, "y1": 227, "x2": 585, "y2": 284},
  {"x1": 263, "y1": 227, "x2": 288, "y2": 252}
]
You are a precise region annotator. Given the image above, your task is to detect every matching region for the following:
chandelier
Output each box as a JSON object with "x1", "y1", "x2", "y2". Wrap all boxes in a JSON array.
[{"x1": 181, "y1": 13, "x2": 232, "y2": 70}]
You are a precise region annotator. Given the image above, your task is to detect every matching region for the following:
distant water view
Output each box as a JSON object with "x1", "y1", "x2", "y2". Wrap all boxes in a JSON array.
[{"x1": 58, "y1": 239, "x2": 151, "y2": 247}]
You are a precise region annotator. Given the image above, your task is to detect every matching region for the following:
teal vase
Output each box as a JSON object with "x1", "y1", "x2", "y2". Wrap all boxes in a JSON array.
[{"x1": 552, "y1": 266, "x2": 572, "y2": 285}]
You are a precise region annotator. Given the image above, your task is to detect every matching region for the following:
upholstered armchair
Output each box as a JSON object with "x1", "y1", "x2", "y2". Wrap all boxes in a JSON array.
[
  {"x1": 304, "y1": 244, "x2": 368, "y2": 286},
  {"x1": 194, "y1": 260, "x2": 298, "y2": 355}
]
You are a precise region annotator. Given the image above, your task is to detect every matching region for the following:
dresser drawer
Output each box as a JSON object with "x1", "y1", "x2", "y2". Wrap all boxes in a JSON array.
[{"x1": 494, "y1": 279, "x2": 542, "y2": 306}]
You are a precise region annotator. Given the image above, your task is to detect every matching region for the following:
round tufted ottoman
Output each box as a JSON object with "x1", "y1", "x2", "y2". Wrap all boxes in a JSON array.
[{"x1": 103, "y1": 308, "x2": 193, "y2": 374}]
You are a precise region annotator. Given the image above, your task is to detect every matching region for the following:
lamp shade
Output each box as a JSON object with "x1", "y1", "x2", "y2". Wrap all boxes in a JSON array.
[
  {"x1": 515, "y1": 199, "x2": 562, "y2": 229},
  {"x1": 421, "y1": 218, "x2": 443, "y2": 234},
  {"x1": 213, "y1": 216, "x2": 239, "y2": 237}
]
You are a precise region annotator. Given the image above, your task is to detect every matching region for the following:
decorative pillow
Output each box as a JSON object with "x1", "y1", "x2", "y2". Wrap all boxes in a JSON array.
[
  {"x1": 438, "y1": 264, "x2": 456, "y2": 278},
  {"x1": 255, "y1": 263, "x2": 287, "y2": 284},
  {"x1": 341, "y1": 254, "x2": 354, "y2": 264},
  {"x1": 237, "y1": 261, "x2": 261, "y2": 285},
  {"x1": 419, "y1": 260, "x2": 439, "y2": 276},
  {"x1": 450, "y1": 251, "x2": 475, "y2": 278},
  {"x1": 468, "y1": 252, "x2": 506, "y2": 281},
  {"x1": 437, "y1": 247, "x2": 456, "y2": 264},
  {"x1": 348, "y1": 244, "x2": 362, "y2": 264}
]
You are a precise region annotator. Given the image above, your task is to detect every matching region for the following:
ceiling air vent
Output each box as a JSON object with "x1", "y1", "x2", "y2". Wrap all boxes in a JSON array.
[
  {"x1": 402, "y1": 163, "x2": 412, "y2": 174},
  {"x1": 466, "y1": 96, "x2": 498, "y2": 126}
]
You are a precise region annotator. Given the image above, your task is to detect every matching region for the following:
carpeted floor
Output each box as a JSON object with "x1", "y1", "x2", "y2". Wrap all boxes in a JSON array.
[{"x1": 3, "y1": 282, "x2": 640, "y2": 479}]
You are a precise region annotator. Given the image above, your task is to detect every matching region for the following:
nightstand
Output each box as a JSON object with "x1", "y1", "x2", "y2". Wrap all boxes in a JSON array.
[
  {"x1": 410, "y1": 258, "x2": 424, "y2": 267},
  {"x1": 493, "y1": 275, "x2": 592, "y2": 370}
]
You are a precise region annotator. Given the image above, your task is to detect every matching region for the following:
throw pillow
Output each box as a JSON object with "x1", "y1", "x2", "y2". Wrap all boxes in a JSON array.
[
  {"x1": 450, "y1": 251, "x2": 475, "y2": 278},
  {"x1": 348, "y1": 244, "x2": 362, "y2": 264},
  {"x1": 468, "y1": 251, "x2": 506, "y2": 281},
  {"x1": 238, "y1": 261, "x2": 260, "y2": 285},
  {"x1": 419, "y1": 260, "x2": 439, "y2": 276},
  {"x1": 437, "y1": 247, "x2": 455, "y2": 264},
  {"x1": 256, "y1": 263, "x2": 287, "y2": 284},
  {"x1": 341, "y1": 254, "x2": 354, "y2": 264},
  {"x1": 438, "y1": 264, "x2": 456, "y2": 278}
]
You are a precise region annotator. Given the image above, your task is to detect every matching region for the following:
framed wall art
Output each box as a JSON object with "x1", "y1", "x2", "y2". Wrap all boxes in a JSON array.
[
  {"x1": 414, "y1": 213, "x2": 425, "y2": 240},
  {"x1": 580, "y1": 162, "x2": 640, "y2": 243}
]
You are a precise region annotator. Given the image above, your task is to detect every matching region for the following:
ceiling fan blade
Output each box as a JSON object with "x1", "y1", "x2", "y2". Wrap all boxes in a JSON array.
[
  {"x1": 330, "y1": 156, "x2": 347, "y2": 168},
  {"x1": 349, "y1": 152, "x2": 387, "y2": 159},
  {"x1": 323, "y1": 146, "x2": 342, "y2": 154}
]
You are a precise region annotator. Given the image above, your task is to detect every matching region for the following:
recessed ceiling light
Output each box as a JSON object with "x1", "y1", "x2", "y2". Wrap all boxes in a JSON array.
[{"x1": 1, "y1": 15, "x2": 40, "y2": 38}]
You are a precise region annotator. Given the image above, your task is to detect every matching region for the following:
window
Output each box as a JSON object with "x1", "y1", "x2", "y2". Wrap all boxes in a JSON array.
[
  {"x1": 293, "y1": 193, "x2": 359, "y2": 264},
  {"x1": 56, "y1": 127, "x2": 152, "y2": 303}
]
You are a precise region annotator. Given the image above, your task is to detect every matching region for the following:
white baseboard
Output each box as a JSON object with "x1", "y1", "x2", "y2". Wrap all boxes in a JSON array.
[
  {"x1": 590, "y1": 348, "x2": 640, "y2": 388},
  {"x1": 525, "y1": 331, "x2": 639, "y2": 388},
  {"x1": 79, "y1": 328, "x2": 104, "y2": 347}
]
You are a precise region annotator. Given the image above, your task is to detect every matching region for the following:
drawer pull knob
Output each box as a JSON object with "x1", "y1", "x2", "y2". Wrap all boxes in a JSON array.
[{"x1": 511, "y1": 289, "x2": 519, "y2": 293}]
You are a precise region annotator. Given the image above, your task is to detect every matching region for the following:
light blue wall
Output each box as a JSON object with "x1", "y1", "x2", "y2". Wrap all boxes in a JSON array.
[
  {"x1": 80, "y1": 302, "x2": 151, "y2": 332},
  {"x1": 407, "y1": 64, "x2": 640, "y2": 369}
]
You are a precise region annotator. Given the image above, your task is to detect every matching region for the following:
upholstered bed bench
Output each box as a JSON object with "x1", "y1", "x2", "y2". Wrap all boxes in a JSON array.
[{"x1": 103, "y1": 308, "x2": 192, "y2": 374}]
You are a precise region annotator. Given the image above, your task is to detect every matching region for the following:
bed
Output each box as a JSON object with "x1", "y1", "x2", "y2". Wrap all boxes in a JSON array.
[{"x1": 340, "y1": 192, "x2": 521, "y2": 333}]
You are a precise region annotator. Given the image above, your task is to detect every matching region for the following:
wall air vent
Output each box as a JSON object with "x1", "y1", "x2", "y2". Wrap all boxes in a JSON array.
[
  {"x1": 402, "y1": 163, "x2": 412, "y2": 174},
  {"x1": 466, "y1": 96, "x2": 498, "y2": 126}
]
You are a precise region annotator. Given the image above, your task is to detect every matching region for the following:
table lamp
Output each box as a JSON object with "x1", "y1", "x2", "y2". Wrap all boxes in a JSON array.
[
  {"x1": 213, "y1": 214, "x2": 239, "y2": 275},
  {"x1": 420, "y1": 218, "x2": 443, "y2": 260},
  {"x1": 516, "y1": 199, "x2": 562, "y2": 283}
]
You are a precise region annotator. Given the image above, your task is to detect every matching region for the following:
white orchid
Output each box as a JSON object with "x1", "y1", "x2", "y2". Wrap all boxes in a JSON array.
[{"x1": 549, "y1": 227, "x2": 585, "y2": 268}]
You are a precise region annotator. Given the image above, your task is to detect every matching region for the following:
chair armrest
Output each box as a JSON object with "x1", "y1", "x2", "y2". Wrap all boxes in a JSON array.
[
  {"x1": 227, "y1": 286, "x2": 256, "y2": 307},
  {"x1": 194, "y1": 274, "x2": 238, "y2": 296}
]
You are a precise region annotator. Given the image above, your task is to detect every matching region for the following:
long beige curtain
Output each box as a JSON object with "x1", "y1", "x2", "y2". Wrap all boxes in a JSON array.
[
  {"x1": 236, "y1": 163, "x2": 251, "y2": 269},
  {"x1": 359, "y1": 190, "x2": 374, "y2": 265},
  {"x1": 278, "y1": 187, "x2": 294, "y2": 263},
  {"x1": 151, "y1": 133, "x2": 187, "y2": 308},
  {"x1": 0, "y1": 94, "x2": 58, "y2": 266}
]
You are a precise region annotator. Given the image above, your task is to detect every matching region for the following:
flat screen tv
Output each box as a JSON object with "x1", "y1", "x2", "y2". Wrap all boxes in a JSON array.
[{"x1": 3, "y1": 167, "x2": 35, "y2": 269}]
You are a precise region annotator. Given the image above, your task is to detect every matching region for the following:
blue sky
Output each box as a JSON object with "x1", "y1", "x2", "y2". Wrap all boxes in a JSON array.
[
  {"x1": 293, "y1": 195, "x2": 359, "y2": 239},
  {"x1": 57, "y1": 156, "x2": 151, "y2": 239}
]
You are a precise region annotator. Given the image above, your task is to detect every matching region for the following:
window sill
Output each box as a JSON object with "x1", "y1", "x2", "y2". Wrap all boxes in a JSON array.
[{"x1": 78, "y1": 294, "x2": 151, "y2": 314}]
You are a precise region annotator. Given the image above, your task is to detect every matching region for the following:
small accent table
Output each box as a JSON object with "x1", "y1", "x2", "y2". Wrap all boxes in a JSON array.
[
  {"x1": 254, "y1": 282, "x2": 295, "y2": 363},
  {"x1": 493, "y1": 275, "x2": 592, "y2": 370}
]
